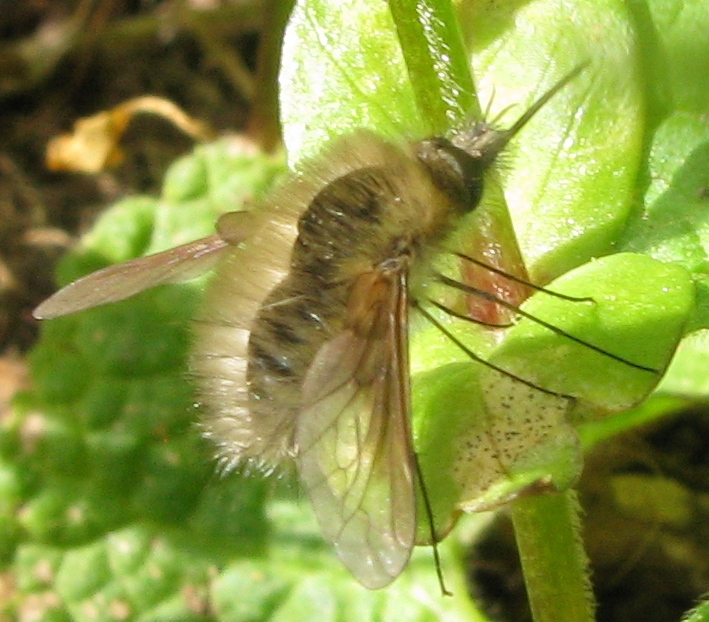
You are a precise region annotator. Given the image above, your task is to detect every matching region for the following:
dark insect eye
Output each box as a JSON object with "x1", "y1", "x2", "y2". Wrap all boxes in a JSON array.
[{"x1": 415, "y1": 137, "x2": 486, "y2": 213}]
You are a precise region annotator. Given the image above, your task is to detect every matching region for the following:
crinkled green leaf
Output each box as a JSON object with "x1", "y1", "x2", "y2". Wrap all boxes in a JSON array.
[
  {"x1": 44, "y1": 526, "x2": 215, "y2": 622},
  {"x1": 621, "y1": 112, "x2": 709, "y2": 329},
  {"x1": 206, "y1": 500, "x2": 487, "y2": 622},
  {"x1": 5, "y1": 140, "x2": 281, "y2": 620},
  {"x1": 8, "y1": 0, "x2": 709, "y2": 620}
]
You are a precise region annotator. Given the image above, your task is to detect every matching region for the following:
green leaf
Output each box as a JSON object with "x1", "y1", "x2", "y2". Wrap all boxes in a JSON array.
[
  {"x1": 621, "y1": 112, "x2": 709, "y2": 329},
  {"x1": 280, "y1": 0, "x2": 424, "y2": 162},
  {"x1": 47, "y1": 526, "x2": 216, "y2": 622},
  {"x1": 684, "y1": 598, "x2": 709, "y2": 622},
  {"x1": 627, "y1": 0, "x2": 709, "y2": 116},
  {"x1": 658, "y1": 329, "x2": 709, "y2": 396},
  {"x1": 11, "y1": 0, "x2": 709, "y2": 620},
  {"x1": 490, "y1": 253, "x2": 693, "y2": 408},
  {"x1": 214, "y1": 504, "x2": 486, "y2": 622},
  {"x1": 462, "y1": 0, "x2": 644, "y2": 281},
  {"x1": 414, "y1": 253, "x2": 692, "y2": 518},
  {"x1": 7, "y1": 140, "x2": 284, "y2": 619}
]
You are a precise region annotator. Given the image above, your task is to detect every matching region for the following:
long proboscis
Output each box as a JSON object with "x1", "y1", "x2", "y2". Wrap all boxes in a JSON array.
[
  {"x1": 498, "y1": 63, "x2": 589, "y2": 145},
  {"x1": 453, "y1": 62, "x2": 589, "y2": 163}
]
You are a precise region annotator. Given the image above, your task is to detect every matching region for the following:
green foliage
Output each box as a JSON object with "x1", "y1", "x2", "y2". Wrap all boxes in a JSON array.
[
  {"x1": 2, "y1": 142, "x2": 282, "y2": 620},
  {"x1": 5, "y1": 0, "x2": 709, "y2": 621}
]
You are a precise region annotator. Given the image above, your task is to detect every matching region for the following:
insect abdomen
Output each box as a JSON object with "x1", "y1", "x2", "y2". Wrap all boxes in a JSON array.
[
  {"x1": 247, "y1": 158, "x2": 466, "y2": 447},
  {"x1": 193, "y1": 131, "x2": 477, "y2": 472}
]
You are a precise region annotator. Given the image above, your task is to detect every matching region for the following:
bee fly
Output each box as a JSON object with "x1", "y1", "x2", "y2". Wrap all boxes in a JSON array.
[{"x1": 34, "y1": 65, "x2": 655, "y2": 590}]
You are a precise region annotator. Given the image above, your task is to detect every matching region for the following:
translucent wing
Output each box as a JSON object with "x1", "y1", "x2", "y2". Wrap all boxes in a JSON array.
[
  {"x1": 34, "y1": 210, "x2": 261, "y2": 320},
  {"x1": 34, "y1": 235, "x2": 230, "y2": 319},
  {"x1": 296, "y1": 268, "x2": 415, "y2": 589}
]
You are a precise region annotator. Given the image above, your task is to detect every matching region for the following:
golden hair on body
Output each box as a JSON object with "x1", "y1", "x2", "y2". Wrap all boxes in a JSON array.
[{"x1": 35, "y1": 68, "x2": 591, "y2": 590}]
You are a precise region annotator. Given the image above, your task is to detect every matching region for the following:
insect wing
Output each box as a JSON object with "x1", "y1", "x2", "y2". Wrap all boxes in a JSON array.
[
  {"x1": 295, "y1": 269, "x2": 415, "y2": 589},
  {"x1": 34, "y1": 234, "x2": 230, "y2": 319}
]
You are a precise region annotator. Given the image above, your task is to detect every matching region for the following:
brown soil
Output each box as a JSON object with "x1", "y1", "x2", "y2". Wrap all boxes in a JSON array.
[{"x1": 0, "y1": 0, "x2": 263, "y2": 359}]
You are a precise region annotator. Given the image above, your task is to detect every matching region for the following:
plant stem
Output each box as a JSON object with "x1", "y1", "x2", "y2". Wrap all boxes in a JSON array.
[
  {"x1": 246, "y1": 0, "x2": 296, "y2": 151},
  {"x1": 388, "y1": 8, "x2": 596, "y2": 616},
  {"x1": 387, "y1": 0, "x2": 477, "y2": 134},
  {"x1": 511, "y1": 489, "x2": 596, "y2": 622},
  {"x1": 388, "y1": 0, "x2": 532, "y2": 316}
]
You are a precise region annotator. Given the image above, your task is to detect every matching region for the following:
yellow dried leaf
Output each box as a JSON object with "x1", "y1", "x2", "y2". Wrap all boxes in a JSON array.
[{"x1": 46, "y1": 96, "x2": 215, "y2": 173}]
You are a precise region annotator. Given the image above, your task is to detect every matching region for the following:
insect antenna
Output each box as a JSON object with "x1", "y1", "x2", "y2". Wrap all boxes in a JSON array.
[
  {"x1": 482, "y1": 84, "x2": 498, "y2": 123},
  {"x1": 432, "y1": 272, "x2": 660, "y2": 374}
]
